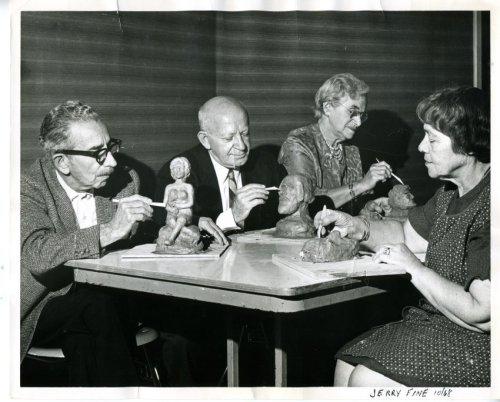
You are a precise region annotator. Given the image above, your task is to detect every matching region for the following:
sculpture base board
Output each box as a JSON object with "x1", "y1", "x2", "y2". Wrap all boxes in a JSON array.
[
  {"x1": 121, "y1": 243, "x2": 229, "y2": 259},
  {"x1": 235, "y1": 228, "x2": 312, "y2": 244},
  {"x1": 272, "y1": 254, "x2": 408, "y2": 279}
]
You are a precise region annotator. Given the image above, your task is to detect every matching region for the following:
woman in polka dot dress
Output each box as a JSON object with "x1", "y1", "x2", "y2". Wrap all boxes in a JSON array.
[{"x1": 314, "y1": 87, "x2": 490, "y2": 387}]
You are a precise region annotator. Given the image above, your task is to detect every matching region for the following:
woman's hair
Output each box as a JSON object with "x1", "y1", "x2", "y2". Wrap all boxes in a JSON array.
[
  {"x1": 170, "y1": 156, "x2": 191, "y2": 175},
  {"x1": 39, "y1": 100, "x2": 102, "y2": 151},
  {"x1": 416, "y1": 87, "x2": 490, "y2": 163},
  {"x1": 314, "y1": 73, "x2": 370, "y2": 118}
]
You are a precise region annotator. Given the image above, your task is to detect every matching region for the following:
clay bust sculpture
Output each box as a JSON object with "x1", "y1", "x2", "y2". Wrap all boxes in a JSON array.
[
  {"x1": 156, "y1": 157, "x2": 202, "y2": 254},
  {"x1": 275, "y1": 174, "x2": 315, "y2": 238}
]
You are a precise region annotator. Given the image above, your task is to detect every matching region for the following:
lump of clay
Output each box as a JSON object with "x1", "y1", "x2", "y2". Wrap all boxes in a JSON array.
[
  {"x1": 156, "y1": 225, "x2": 203, "y2": 254},
  {"x1": 359, "y1": 184, "x2": 416, "y2": 221},
  {"x1": 386, "y1": 184, "x2": 417, "y2": 219},
  {"x1": 276, "y1": 216, "x2": 314, "y2": 238},
  {"x1": 300, "y1": 231, "x2": 359, "y2": 263}
]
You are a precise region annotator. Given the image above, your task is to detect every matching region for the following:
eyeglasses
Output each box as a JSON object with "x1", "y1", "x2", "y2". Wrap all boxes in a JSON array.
[
  {"x1": 57, "y1": 138, "x2": 122, "y2": 165},
  {"x1": 330, "y1": 102, "x2": 368, "y2": 123},
  {"x1": 336, "y1": 103, "x2": 368, "y2": 123}
]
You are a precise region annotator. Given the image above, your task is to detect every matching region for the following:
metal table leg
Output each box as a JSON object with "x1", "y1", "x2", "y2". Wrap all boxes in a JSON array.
[
  {"x1": 274, "y1": 314, "x2": 287, "y2": 386},
  {"x1": 227, "y1": 313, "x2": 239, "y2": 386}
]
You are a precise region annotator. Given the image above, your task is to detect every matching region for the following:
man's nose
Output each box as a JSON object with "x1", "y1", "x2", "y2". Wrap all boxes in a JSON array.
[
  {"x1": 104, "y1": 150, "x2": 118, "y2": 167},
  {"x1": 232, "y1": 132, "x2": 247, "y2": 149}
]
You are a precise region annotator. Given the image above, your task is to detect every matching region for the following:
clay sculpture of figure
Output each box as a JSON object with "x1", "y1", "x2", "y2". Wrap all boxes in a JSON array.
[
  {"x1": 156, "y1": 157, "x2": 203, "y2": 254},
  {"x1": 275, "y1": 174, "x2": 315, "y2": 238},
  {"x1": 300, "y1": 230, "x2": 359, "y2": 263},
  {"x1": 386, "y1": 184, "x2": 417, "y2": 218},
  {"x1": 360, "y1": 184, "x2": 417, "y2": 221}
]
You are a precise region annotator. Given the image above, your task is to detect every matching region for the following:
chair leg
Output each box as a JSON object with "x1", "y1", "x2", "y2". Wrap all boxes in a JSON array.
[{"x1": 142, "y1": 344, "x2": 161, "y2": 386}]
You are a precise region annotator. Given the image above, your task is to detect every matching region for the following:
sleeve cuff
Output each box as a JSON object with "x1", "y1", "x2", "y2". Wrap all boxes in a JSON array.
[{"x1": 216, "y1": 209, "x2": 241, "y2": 231}]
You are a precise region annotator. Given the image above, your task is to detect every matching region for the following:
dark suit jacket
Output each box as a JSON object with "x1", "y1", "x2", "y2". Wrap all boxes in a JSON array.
[
  {"x1": 156, "y1": 144, "x2": 285, "y2": 231},
  {"x1": 20, "y1": 155, "x2": 140, "y2": 360}
]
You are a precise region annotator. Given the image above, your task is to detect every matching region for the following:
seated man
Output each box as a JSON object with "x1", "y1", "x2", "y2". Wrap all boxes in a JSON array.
[
  {"x1": 20, "y1": 100, "x2": 154, "y2": 386},
  {"x1": 153, "y1": 96, "x2": 284, "y2": 385},
  {"x1": 157, "y1": 95, "x2": 283, "y2": 232}
]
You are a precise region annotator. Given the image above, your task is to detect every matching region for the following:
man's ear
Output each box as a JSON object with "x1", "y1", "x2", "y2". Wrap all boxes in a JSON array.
[
  {"x1": 197, "y1": 131, "x2": 211, "y2": 150},
  {"x1": 52, "y1": 152, "x2": 71, "y2": 175}
]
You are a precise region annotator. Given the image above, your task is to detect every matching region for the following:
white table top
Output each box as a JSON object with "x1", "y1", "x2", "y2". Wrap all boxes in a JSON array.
[{"x1": 68, "y1": 238, "x2": 399, "y2": 313}]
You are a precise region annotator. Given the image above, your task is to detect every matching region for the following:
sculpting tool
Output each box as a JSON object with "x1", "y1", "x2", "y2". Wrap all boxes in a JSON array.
[
  {"x1": 376, "y1": 158, "x2": 405, "y2": 185},
  {"x1": 265, "y1": 186, "x2": 279, "y2": 191},
  {"x1": 317, "y1": 205, "x2": 327, "y2": 238},
  {"x1": 112, "y1": 199, "x2": 166, "y2": 207}
]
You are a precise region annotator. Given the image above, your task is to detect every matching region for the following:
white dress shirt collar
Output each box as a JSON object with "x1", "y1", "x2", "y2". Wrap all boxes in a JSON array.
[
  {"x1": 208, "y1": 153, "x2": 242, "y2": 231},
  {"x1": 56, "y1": 171, "x2": 97, "y2": 229}
]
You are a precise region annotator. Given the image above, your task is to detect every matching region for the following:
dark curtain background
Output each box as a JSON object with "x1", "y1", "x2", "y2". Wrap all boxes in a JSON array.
[{"x1": 21, "y1": 11, "x2": 484, "y2": 204}]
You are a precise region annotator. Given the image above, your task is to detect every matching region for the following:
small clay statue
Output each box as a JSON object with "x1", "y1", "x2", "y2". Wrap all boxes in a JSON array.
[
  {"x1": 360, "y1": 184, "x2": 416, "y2": 221},
  {"x1": 156, "y1": 157, "x2": 203, "y2": 254},
  {"x1": 275, "y1": 175, "x2": 315, "y2": 238},
  {"x1": 300, "y1": 231, "x2": 359, "y2": 263}
]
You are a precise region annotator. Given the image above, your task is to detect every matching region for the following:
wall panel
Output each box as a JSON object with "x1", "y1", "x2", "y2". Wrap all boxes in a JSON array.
[
  {"x1": 21, "y1": 11, "x2": 216, "y2": 196},
  {"x1": 21, "y1": 11, "x2": 482, "y2": 204},
  {"x1": 215, "y1": 11, "x2": 475, "y2": 203}
]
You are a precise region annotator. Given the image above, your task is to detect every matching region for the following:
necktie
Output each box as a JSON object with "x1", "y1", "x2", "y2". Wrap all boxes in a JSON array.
[{"x1": 227, "y1": 169, "x2": 237, "y2": 208}]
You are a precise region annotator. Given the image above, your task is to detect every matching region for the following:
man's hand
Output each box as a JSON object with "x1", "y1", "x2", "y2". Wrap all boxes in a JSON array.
[
  {"x1": 100, "y1": 195, "x2": 153, "y2": 247},
  {"x1": 198, "y1": 217, "x2": 229, "y2": 245},
  {"x1": 231, "y1": 184, "x2": 269, "y2": 226},
  {"x1": 313, "y1": 209, "x2": 368, "y2": 241}
]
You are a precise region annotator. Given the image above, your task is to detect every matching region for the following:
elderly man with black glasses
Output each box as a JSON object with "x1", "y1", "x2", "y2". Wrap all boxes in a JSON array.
[
  {"x1": 278, "y1": 73, "x2": 393, "y2": 215},
  {"x1": 20, "y1": 100, "x2": 155, "y2": 386}
]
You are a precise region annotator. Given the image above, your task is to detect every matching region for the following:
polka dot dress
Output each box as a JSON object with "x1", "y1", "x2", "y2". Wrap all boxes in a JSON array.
[{"x1": 337, "y1": 182, "x2": 490, "y2": 387}]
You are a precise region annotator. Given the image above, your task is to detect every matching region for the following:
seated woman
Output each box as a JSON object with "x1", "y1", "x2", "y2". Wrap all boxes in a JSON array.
[
  {"x1": 278, "y1": 73, "x2": 393, "y2": 214},
  {"x1": 314, "y1": 87, "x2": 490, "y2": 387},
  {"x1": 162, "y1": 157, "x2": 195, "y2": 246}
]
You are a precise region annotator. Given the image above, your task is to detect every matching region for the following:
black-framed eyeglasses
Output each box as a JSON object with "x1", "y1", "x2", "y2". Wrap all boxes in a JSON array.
[
  {"x1": 57, "y1": 138, "x2": 122, "y2": 165},
  {"x1": 336, "y1": 103, "x2": 368, "y2": 123}
]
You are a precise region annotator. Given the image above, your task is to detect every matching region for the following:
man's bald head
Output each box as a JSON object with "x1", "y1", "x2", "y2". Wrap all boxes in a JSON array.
[
  {"x1": 197, "y1": 96, "x2": 251, "y2": 168},
  {"x1": 198, "y1": 96, "x2": 249, "y2": 133}
]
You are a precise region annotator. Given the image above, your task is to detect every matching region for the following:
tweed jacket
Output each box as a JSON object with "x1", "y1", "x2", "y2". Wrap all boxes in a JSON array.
[
  {"x1": 156, "y1": 144, "x2": 284, "y2": 231},
  {"x1": 20, "y1": 154, "x2": 139, "y2": 360}
]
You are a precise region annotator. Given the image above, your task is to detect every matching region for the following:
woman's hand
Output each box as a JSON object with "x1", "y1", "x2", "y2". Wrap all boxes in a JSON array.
[
  {"x1": 372, "y1": 243, "x2": 423, "y2": 273},
  {"x1": 313, "y1": 209, "x2": 369, "y2": 241},
  {"x1": 358, "y1": 161, "x2": 392, "y2": 193},
  {"x1": 166, "y1": 203, "x2": 178, "y2": 215}
]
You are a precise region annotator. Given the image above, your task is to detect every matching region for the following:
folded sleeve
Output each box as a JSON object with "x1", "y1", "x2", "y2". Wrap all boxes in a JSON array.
[{"x1": 464, "y1": 222, "x2": 490, "y2": 291}]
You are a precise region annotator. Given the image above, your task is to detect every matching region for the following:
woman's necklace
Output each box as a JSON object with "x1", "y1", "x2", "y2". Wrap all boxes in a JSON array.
[{"x1": 324, "y1": 142, "x2": 345, "y2": 168}]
